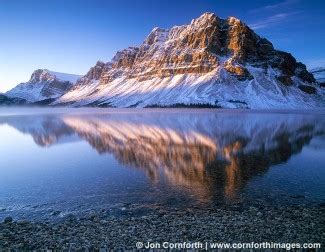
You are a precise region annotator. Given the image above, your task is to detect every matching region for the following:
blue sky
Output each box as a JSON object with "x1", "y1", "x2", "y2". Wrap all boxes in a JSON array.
[{"x1": 0, "y1": 0, "x2": 324, "y2": 92}]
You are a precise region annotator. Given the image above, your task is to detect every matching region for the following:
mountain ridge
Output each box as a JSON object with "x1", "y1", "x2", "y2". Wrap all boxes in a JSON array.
[{"x1": 5, "y1": 12, "x2": 325, "y2": 108}]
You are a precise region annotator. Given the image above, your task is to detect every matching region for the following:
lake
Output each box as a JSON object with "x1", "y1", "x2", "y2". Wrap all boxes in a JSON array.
[{"x1": 0, "y1": 108, "x2": 324, "y2": 222}]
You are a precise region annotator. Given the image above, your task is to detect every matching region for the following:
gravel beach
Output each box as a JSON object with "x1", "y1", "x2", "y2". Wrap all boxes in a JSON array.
[{"x1": 0, "y1": 204, "x2": 324, "y2": 250}]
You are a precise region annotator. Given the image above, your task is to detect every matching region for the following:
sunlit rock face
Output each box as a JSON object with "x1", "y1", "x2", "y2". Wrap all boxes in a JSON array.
[
  {"x1": 74, "y1": 13, "x2": 313, "y2": 82},
  {"x1": 1, "y1": 111, "x2": 323, "y2": 202},
  {"x1": 56, "y1": 13, "x2": 323, "y2": 108}
]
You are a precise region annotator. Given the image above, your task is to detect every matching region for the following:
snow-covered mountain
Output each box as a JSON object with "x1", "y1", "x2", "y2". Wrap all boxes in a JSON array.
[
  {"x1": 310, "y1": 67, "x2": 325, "y2": 86},
  {"x1": 54, "y1": 12, "x2": 324, "y2": 108},
  {"x1": 6, "y1": 69, "x2": 81, "y2": 103}
]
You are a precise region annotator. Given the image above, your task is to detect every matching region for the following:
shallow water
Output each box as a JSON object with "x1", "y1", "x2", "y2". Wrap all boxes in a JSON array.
[{"x1": 0, "y1": 108, "x2": 324, "y2": 221}]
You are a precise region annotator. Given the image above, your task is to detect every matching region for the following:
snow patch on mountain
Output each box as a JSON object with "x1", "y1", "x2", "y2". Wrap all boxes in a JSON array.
[{"x1": 48, "y1": 71, "x2": 81, "y2": 84}]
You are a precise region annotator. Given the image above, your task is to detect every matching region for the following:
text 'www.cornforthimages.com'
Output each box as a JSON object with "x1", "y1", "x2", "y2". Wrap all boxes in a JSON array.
[{"x1": 136, "y1": 241, "x2": 321, "y2": 250}]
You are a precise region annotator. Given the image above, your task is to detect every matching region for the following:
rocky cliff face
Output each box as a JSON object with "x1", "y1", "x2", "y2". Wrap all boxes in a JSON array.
[
  {"x1": 56, "y1": 12, "x2": 323, "y2": 108},
  {"x1": 6, "y1": 69, "x2": 81, "y2": 102},
  {"x1": 80, "y1": 13, "x2": 313, "y2": 83}
]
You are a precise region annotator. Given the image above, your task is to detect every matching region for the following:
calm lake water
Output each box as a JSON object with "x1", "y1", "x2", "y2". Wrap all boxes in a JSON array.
[{"x1": 0, "y1": 108, "x2": 324, "y2": 221}]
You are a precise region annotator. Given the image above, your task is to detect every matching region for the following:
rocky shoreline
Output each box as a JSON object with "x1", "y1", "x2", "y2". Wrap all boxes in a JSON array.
[{"x1": 0, "y1": 204, "x2": 324, "y2": 250}]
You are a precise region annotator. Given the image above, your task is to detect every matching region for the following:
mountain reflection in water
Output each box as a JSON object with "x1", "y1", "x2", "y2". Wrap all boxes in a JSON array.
[{"x1": 1, "y1": 110, "x2": 324, "y2": 209}]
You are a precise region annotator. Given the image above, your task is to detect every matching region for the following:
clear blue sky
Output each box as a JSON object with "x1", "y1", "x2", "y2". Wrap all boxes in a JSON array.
[{"x1": 1, "y1": 0, "x2": 325, "y2": 92}]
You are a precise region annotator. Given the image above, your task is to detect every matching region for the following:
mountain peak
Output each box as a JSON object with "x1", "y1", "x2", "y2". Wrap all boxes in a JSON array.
[
  {"x1": 193, "y1": 12, "x2": 216, "y2": 21},
  {"x1": 29, "y1": 69, "x2": 81, "y2": 84},
  {"x1": 190, "y1": 12, "x2": 218, "y2": 27},
  {"x1": 144, "y1": 27, "x2": 169, "y2": 46},
  {"x1": 95, "y1": 61, "x2": 105, "y2": 66},
  {"x1": 30, "y1": 69, "x2": 55, "y2": 83},
  {"x1": 227, "y1": 16, "x2": 242, "y2": 24}
]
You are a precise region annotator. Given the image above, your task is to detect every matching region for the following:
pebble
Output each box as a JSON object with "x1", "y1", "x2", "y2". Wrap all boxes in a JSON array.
[{"x1": 0, "y1": 205, "x2": 323, "y2": 250}]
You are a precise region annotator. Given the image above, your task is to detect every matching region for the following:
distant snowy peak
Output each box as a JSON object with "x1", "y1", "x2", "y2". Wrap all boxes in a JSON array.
[
  {"x1": 6, "y1": 69, "x2": 82, "y2": 102},
  {"x1": 310, "y1": 67, "x2": 325, "y2": 85},
  {"x1": 29, "y1": 69, "x2": 81, "y2": 84}
]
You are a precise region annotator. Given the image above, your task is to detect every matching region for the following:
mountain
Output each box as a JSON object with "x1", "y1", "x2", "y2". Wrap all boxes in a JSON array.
[
  {"x1": 54, "y1": 12, "x2": 324, "y2": 108},
  {"x1": 0, "y1": 94, "x2": 10, "y2": 104},
  {"x1": 6, "y1": 69, "x2": 81, "y2": 103},
  {"x1": 0, "y1": 93, "x2": 26, "y2": 105},
  {"x1": 310, "y1": 67, "x2": 325, "y2": 87}
]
